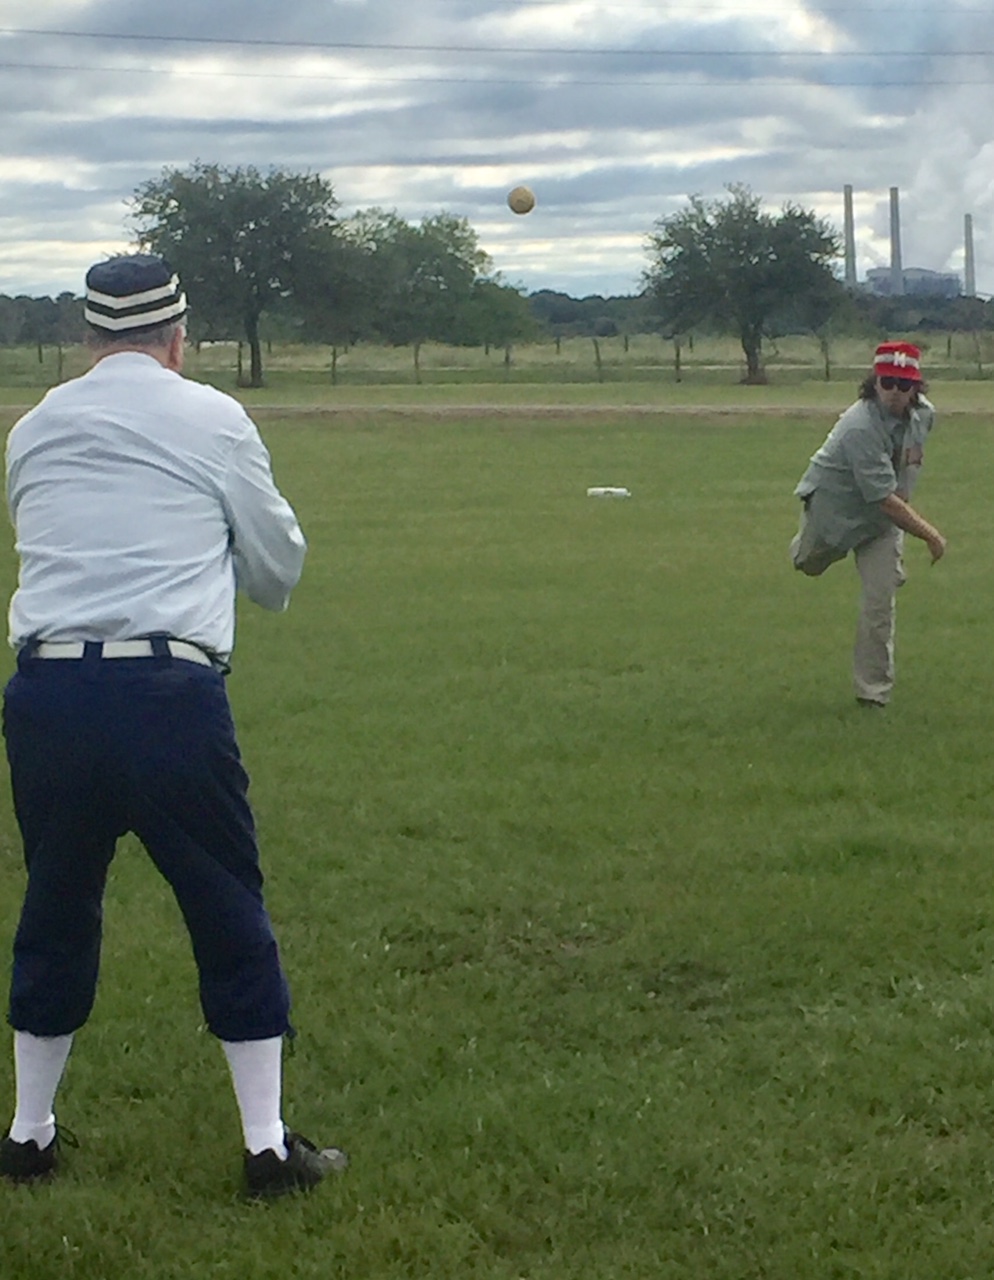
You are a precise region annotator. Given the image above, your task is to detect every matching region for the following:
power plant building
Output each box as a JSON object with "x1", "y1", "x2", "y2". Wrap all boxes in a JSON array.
[
  {"x1": 845, "y1": 186, "x2": 967, "y2": 298},
  {"x1": 863, "y1": 266, "x2": 961, "y2": 298}
]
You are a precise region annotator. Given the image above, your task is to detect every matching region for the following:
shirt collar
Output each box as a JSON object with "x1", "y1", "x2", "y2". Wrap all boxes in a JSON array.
[{"x1": 91, "y1": 350, "x2": 168, "y2": 373}]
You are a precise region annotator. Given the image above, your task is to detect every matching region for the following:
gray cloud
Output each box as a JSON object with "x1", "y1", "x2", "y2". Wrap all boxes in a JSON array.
[{"x1": 1, "y1": 0, "x2": 991, "y2": 298}]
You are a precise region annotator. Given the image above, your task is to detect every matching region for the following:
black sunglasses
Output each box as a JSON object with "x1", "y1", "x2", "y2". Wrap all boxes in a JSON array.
[{"x1": 878, "y1": 376, "x2": 915, "y2": 393}]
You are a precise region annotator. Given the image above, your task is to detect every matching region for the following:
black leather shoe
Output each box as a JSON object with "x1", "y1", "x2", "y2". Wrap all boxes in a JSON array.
[
  {"x1": 1, "y1": 1133, "x2": 60, "y2": 1182},
  {"x1": 244, "y1": 1130, "x2": 348, "y2": 1200}
]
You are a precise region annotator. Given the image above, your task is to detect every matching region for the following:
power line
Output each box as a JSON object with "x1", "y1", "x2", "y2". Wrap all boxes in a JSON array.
[
  {"x1": 0, "y1": 59, "x2": 990, "y2": 88},
  {"x1": 0, "y1": 27, "x2": 991, "y2": 57}
]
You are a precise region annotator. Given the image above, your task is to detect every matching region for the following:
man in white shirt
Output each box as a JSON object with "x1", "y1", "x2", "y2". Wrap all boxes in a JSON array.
[{"x1": 0, "y1": 254, "x2": 344, "y2": 1197}]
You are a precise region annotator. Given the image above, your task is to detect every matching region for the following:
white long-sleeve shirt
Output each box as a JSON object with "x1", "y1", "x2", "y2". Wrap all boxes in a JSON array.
[{"x1": 6, "y1": 351, "x2": 306, "y2": 660}]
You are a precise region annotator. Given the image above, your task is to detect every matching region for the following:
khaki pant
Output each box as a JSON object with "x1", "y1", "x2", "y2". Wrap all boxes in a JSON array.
[
  {"x1": 853, "y1": 525, "x2": 905, "y2": 704},
  {"x1": 789, "y1": 496, "x2": 848, "y2": 577},
  {"x1": 791, "y1": 504, "x2": 905, "y2": 704}
]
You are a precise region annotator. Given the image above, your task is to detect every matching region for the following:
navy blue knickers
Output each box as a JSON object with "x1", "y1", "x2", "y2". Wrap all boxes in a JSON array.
[{"x1": 3, "y1": 647, "x2": 291, "y2": 1041}]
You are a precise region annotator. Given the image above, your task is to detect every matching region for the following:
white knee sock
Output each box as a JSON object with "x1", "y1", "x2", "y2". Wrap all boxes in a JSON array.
[
  {"x1": 8, "y1": 1030, "x2": 74, "y2": 1147},
  {"x1": 221, "y1": 1036, "x2": 287, "y2": 1159}
]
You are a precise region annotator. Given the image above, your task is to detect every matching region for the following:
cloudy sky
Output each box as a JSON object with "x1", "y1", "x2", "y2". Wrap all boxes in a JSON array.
[{"x1": 1, "y1": 0, "x2": 992, "y2": 300}]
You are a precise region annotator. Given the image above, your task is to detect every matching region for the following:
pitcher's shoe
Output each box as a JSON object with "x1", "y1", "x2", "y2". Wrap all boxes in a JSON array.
[
  {"x1": 244, "y1": 1130, "x2": 348, "y2": 1200},
  {"x1": 1, "y1": 1127, "x2": 76, "y2": 1183}
]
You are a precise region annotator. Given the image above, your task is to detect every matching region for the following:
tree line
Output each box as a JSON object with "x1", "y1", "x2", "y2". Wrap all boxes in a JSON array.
[
  {"x1": 0, "y1": 292, "x2": 87, "y2": 357},
  {"x1": 4, "y1": 169, "x2": 994, "y2": 386},
  {"x1": 0, "y1": 285, "x2": 656, "y2": 360}
]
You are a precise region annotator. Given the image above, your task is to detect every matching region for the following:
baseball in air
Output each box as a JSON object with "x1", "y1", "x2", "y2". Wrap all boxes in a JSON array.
[{"x1": 507, "y1": 185, "x2": 536, "y2": 215}]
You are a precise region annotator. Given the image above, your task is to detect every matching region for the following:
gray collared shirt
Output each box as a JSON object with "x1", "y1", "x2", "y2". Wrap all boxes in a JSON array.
[{"x1": 793, "y1": 394, "x2": 935, "y2": 552}]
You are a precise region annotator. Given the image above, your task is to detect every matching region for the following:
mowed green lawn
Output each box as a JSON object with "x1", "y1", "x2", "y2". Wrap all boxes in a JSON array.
[{"x1": 1, "y1": 397, "x2": 994, "y2": 1278}]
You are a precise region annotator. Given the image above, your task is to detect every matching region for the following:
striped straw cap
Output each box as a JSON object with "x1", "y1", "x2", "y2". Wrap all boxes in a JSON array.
[{"x1": 84, "y1": 254, "x2": 187, "y2": 333}]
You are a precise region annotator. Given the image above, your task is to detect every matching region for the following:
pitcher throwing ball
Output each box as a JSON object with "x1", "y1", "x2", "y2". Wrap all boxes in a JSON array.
[
  {"x1": 0, "y1": 254, "x2": 345, "y2": 1197},
  {"x1": 790, "y1": 341, "x2": 947, "y2": 708}
]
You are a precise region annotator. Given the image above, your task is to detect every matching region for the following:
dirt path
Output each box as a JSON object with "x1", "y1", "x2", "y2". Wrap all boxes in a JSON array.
[
  {"x1": 240, "y1": 402, "x2": 831, "y2": 419},
  {"x1": 4, "y1": 401, "x2": 987, "y2": 421}
]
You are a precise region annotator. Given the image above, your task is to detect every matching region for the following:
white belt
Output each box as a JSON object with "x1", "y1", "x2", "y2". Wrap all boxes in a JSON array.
[{"x1": 32, "y1": 639, "x2": 214, "y2": 667}]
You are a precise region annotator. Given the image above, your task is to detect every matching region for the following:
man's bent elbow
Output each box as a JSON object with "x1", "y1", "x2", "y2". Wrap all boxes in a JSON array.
[{"x1": 234, "y1": 546, "x2": 305, "y2": 611}]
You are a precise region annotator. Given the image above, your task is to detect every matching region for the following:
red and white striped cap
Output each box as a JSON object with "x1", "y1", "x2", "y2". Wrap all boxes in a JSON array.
[{"x1": 874, "y1": 341, "x2": 922, "y2": 382}]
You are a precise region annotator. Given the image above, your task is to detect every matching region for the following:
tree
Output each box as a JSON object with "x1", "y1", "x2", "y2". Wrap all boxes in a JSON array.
[
  {"x1": 458, "y1": 281, "x2": 537, "y2": 357},
  {"x1": 20, "y1": 295, "x2": 61, "y2": 363},
  {"x1": 526, "y1": 290, "x2": 655, "y2": 340},
  {"x1": 131, "y1": 162, "x2": 340, "y2": 386},
  {"x1": 0, "y1": 295, "x2": 25, "y2": 347},
  {"x1": 340, "y1": 209, "x2": 491, "y2": 381},
  {"x1": 644, "y1": 185, "x2": 843, "y2": 383},
  {"x1": 289, "y1": 229, "x2": 374, "y2": 383},
  {"x1": 52, "y1": 292, "x2": 85, "y2": 381}
]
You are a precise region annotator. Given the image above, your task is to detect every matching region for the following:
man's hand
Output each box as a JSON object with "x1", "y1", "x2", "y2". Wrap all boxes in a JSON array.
[{"x1": 926, "y1": 531, "x2": 947, "y2": 564}]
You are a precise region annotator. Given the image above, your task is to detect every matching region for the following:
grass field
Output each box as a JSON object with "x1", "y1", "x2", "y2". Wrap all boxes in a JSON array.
[{"x1": 1, "y1": 382, "x2": 994, "y2": 1278}]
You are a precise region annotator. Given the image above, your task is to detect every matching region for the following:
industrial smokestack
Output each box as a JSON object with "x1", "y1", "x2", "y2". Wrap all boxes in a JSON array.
[
  {"x1": 843, "y1": 185, "x2": 857, "y2": 288},
  {"x1": 964, "y1": 213, "x2": 976, "y2": 297},
  {"x1": 889, "y1": 187, "x2": 903, "y2": 295}
]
